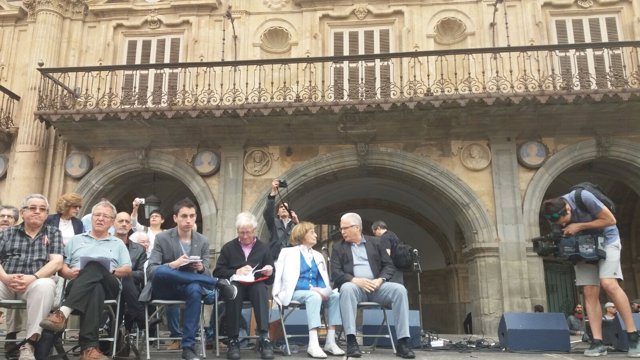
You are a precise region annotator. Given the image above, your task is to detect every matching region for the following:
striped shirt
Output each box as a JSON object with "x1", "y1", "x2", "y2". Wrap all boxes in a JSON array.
[{"x1": 0, "y1": 223, "x2": 64, "y2": 274}]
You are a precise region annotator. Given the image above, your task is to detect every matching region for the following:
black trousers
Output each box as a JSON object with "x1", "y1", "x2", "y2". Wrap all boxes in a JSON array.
[
  {"x1": 120, "y1": 276, "x2": 145, "y2": 331},
  {"x1": 63, "y1": 262, "x2": 120, "y2": 350},
  {"x1": 225, "y1": 282, "x2": 269, "y2": 338}
]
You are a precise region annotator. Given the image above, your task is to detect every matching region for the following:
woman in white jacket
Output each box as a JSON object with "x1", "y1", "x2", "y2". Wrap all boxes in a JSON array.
[{"x1": 272, "y1": 222, "x2": 345, "y2": 358}]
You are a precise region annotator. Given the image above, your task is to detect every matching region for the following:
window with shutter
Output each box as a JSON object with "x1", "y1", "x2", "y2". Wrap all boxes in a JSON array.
[
  {"x1": 553, "y1": 15, "x2": 623, "y2": 90},
  {"x1": 121, "y1": 35, "x2": 183, "y2": 106},
  {"x1": 331, "y1": 27, "x2": 393, "y2": 100}
]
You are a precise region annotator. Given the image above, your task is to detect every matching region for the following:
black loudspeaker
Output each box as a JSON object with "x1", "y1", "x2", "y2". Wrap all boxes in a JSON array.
[
  {"x1": 498, "y1": 312, "x2": 570, "y2": 352},
  {"x1": 602, "y1": 313, "x2": 640, "y2": 351},
  {"x1": 362, "y1": 309, "x2": 422, "y2": 348}
]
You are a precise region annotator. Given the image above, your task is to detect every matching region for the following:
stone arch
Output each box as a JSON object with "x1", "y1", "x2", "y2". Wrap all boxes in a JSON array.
[
  {"x1": 75, "y1": 151, "x2": 217, "y2": 240},
  {"x1": 522, "y1": 138, "x2": 640, "y2": 239},
  {"x1": 250, "y1": 147, "x2": 496, "y2": 248}
]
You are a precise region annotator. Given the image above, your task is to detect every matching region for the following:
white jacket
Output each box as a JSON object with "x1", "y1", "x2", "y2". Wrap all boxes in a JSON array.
[{"x1": 272, "y1": 246, "x2": 331, "y2": 306}]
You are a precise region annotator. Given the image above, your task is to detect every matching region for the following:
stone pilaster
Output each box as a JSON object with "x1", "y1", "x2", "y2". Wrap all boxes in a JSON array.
[
  {"x1": 216, "y1": 146, "x2": 245, "y2": 246},
  {"x1": 489, "y1": 136, "x2": 531, "y2": 312},
  {"x1": 7, "y1": 0, "x2": 86, "y2": 204}
]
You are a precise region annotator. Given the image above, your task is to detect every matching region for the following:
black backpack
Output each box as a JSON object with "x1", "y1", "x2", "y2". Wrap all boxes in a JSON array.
[
  {"x1": 570, "y1": 182, "x2": 615, "y2": 214},
  {"x1": 392, "y1": 242, "x2": 415, "y2": 271}
]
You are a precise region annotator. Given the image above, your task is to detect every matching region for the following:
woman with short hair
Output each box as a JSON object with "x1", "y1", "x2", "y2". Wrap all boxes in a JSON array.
[{"x1": 272, "y1": 222, "x2": 344, "y2": 358}]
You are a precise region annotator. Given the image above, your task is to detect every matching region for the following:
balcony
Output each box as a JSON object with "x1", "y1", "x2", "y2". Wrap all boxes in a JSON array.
[
  {"x1": 35, "y1": 42, "x2": 640, "y2": 148},
  {"x1": 0, "y1": 85, "x2": 19, "y2": 132}
]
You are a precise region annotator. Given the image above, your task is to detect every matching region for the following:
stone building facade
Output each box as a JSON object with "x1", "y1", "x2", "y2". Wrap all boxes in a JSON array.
[{"x1": 0, "y1": 0, "x2": 639, "y2": 335}]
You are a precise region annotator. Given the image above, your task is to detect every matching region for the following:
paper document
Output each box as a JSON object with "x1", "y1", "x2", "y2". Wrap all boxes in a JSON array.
[
  {"x1": 79, "y1": 256, "x2": 112, "y2": 271},
  {"x1": 230, "y1": 266, "x2": 268, "y2": 283}
]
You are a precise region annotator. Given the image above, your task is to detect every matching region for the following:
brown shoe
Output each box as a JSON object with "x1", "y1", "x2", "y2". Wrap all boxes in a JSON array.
[
  {"x1": 167, "y1": 340, "x2": 181, "y2": 350},
  {"x1": 79, "y1": 347, "x2": 109, "y2": 360},
  {"x1": 39, "y1": 310, "x2": 67, "y2": 333}
]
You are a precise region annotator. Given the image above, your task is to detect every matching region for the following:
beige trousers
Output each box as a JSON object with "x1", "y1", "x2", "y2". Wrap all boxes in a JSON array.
[{"x1": 0, "y1": 277, "x2": 57, "y2": 338}]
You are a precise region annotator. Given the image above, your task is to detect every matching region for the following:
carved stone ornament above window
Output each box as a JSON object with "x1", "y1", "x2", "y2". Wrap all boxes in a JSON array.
[
  {"x1": 434, "y1": 17, "x2": 467, "y2": 45},
  {"x1": 354, "y1": 6, "x2": 368, "y2": 20},
  {"x1": 576, "y1": 0, "x2": 593, "y2": 8},
  {"x1": 260, "y1": 27, "x2": 293, "y2": 54},
  {"x1": 263, "y1": 0, "x2": 290, "y2": 9}
]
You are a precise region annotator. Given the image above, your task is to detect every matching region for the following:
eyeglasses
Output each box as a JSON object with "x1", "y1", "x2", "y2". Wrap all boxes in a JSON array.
[
  {"x1": 24, "y1": 206, "x2": 48, "y2": 213},
  {"x1": 238, "y1": 230, "x2": 255, "y2": 236},
  {"x1": 0, "y1": 214, "x2": 13, "y2": 219},
  {"x1": 72, "y1": 205, "x2": 82, "y2": 209},
  {"x1": 340, "y1": 224, "x2": 358, "y2": 231},
  {"x1": 92, "y1": 213, "x2": 114, "y2": 220}
]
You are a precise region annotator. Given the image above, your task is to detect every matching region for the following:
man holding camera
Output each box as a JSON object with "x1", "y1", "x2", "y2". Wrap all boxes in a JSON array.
[
  {"x1": 145, "y1": 198, "x2": 237, "y2": 360},
  {"x1": 542, "y1": 190, "x2": 639, "y2": 357},
  {"x1": 263, "y1": 179, "x2": 298, "y2": 260}
]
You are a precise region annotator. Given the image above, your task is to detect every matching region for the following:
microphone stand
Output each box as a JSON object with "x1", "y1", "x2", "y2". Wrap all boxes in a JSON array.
[{"x1": 412, "y1": 250, "x2": 425, "y2": 340}]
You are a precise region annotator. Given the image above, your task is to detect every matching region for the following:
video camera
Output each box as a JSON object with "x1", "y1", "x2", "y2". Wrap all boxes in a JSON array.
[{"x1": 532, "y1": 228, "x2": 606, "y2": 263}]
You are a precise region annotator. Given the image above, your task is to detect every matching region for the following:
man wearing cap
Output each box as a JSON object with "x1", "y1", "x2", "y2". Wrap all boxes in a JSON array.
[
  {"x1": 603, "y1": 302, "x2": 617, "y2": 321},
  {"x1": 543, "y1": 190, "x2": 640, "y2": 357}
]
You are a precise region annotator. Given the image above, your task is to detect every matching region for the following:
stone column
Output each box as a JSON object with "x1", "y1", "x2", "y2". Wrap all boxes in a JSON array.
[
  {"x1": 7, "y1": 0, "x2": 86, "y2": 204},
  {"x1": 216, "y1": 146, "x2": 245, "y2": 247},
  {"x1": 489, "y1": 136, "x2": 532, "y2": 312}
]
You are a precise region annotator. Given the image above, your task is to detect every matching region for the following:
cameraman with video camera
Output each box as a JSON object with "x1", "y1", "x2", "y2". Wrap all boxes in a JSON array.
[
  {"x1": 542, "y1": 190, "x2": 639, "y2": 357},
  {"x1": 264, "y1": 179, "x2": 299, "y2": 260}
]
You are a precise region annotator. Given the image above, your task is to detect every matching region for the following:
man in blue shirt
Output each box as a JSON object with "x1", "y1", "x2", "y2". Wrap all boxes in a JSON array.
[
  {"x1": 40, "y1": 200, "x2": 132, "y2": 360},
  {"x1": 543, "y1": 190, "x2": 639, "y2": 357}
]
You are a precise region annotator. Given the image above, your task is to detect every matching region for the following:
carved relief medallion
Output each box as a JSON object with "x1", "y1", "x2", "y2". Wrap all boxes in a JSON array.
[
  {"x1": 517, "y1": 141, "x2": 548, "y2": 169},
  {"x1": 460, "y1": 143, "x2": 491, "y2": 171},
  {"x1": 192, "y1": 150, "x2": 220, "y2": 177},
  {"x1": 64, "y1": 152, "x2": 92, "y2": 179},
  {"x1": 244, "y1": 148, "x2": 272, "y2": 176}
]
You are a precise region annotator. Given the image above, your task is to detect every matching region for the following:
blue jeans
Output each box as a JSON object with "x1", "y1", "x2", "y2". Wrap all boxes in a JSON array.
[
  {"x1": 151, "y1": 265, "x2": 218, "y2": 349},
  {"x1": 291, "y1": 290, "x2": 341, "y2": 330}
]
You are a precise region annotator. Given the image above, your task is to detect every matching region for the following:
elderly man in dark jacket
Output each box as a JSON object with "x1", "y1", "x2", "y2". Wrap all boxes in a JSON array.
[
  {"x1": 331, "y1": 212, "x2": 415, "y2": 359},
  {"x1": 113, "y1": 212, "x2": 147, "y2": 332}
]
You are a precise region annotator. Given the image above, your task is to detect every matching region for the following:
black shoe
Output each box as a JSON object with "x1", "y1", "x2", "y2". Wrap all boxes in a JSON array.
[
  {"x1": 346, "y1": 335, "x2": 361, "y2": 358},
  {"x1": 396, "y1": 337, "x2": 415, "y2": 359},
  {"x1": 181, "y1": 347, "x2": 200, "y2": 360},
  {"x1": 217, "y1": 279, "x2": 238, "y2": 301},
  {"x1": 257, "y1": 338, "x2": 274, "y2": 360},
  {"x1": 4, "y1": 331, "x2": 18, "y2": 356},
  {"x1": 226, "y1": 338, "x2": 241, "y2": 360}
]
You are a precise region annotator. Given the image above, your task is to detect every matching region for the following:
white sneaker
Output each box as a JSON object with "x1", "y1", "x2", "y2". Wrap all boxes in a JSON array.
[
  {"x1": 18, "y1": 343, "x2": 35, "y2": 360},
  {"x1": 323, "y1": 342, "x2": 345, "y2": 356},
  {"x1": 307, "y1": 345, "x2": 327, "y2": 359}
]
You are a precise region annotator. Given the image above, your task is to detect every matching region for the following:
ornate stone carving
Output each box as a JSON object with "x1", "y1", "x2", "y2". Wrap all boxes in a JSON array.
[
  {"x1": 517, "y1": 141, "x2": 548, "y2": 169},
  {"x1": 354, "y1": 6, "x2": 368, "y2": 20},
  {"x1": 263, "y1": 0, "x2": 290, "y2": 9},
  {"x1": 192, "y1": 150, "x2": 220, "y2": 177},
  {"x1": 576, "y1": 0, "x2": 593, "y2": 8},
  {"x1": 64, "y1": 152, "x2": 92, "y2": 179},
  {"x1": 260, "y1": 26, "x2": 292, "y2": 54},
  {"x1": 146, "y1": 10, "x2": 161, "y2": 29},
  {"x1": 244, "y1": 148, "x2": 272, "y2": 176},
  {"x1": 434, "y1": 17, "x2": 467, "y2": 45},
  {"x1": 23, "y1": 0, "x2": 87, "y2": 19},
  {"x1": 460, "y1": 143, "x2": 491, "y2": 171}
]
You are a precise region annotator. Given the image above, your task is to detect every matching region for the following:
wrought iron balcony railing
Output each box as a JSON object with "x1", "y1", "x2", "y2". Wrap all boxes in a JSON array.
[
  {"x1": 0, "y1": 85, "x2": 20, "y2": 130},
  {"x1": 37, "y1": 41, "x2": 640, "y2": 115}
]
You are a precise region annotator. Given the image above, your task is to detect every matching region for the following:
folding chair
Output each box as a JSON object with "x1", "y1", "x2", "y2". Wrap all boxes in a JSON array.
[
  {"x1": 277, "y1": 300, "x2": 309, "y2": 356},
  {"x1": 0, "y1": 300, "x2": 27, "y2": 353},
  {"x1": 144, "y1": 298, "x2": 207, "y2": 359},
  {"x1": 54, "y1": 279, "x2": 122, "y2": 359},
  {"x1": 214, "y1": 299, "x2": 259, "y2": 357},
  {"x1": 356, "y1": 301, "x2": 396, "y2": 354}
]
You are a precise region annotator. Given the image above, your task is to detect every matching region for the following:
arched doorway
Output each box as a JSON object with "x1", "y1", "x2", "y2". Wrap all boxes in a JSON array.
[
  {"x1": 523, "y1": 139, "x2": 640, "y2": 313},
  {"x1": 75, "y1": 151, "x2": 218, "y2": 241},
  {"x1": 250, "y1": 148, "x2": 497, "y2": 334}
]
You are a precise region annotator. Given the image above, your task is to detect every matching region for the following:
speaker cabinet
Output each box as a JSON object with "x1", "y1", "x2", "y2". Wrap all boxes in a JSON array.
[{"x1": 498, "y1": 312, "x2": 570, "y2": 352}]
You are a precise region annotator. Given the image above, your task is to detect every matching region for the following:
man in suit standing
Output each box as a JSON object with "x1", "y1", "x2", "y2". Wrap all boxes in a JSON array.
[
  {"x1": 331, "y1": 212, "x2": 415, "y2": 359},
  {"x1": 146, "y1": 198, "x2": 237, "y2": 360}
]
